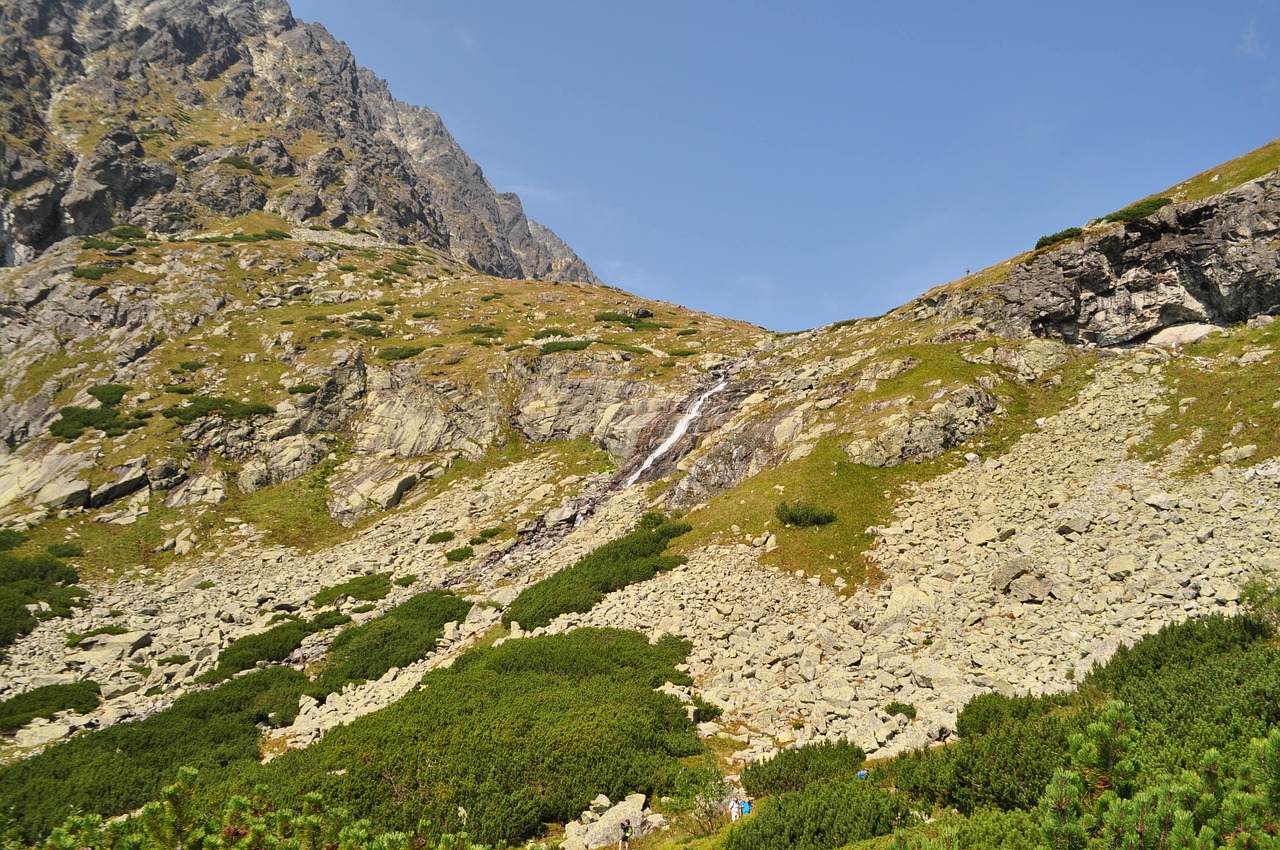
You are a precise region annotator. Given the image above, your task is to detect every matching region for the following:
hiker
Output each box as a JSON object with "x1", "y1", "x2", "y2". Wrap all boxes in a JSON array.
[
  {"x1": 741, "y1": 798, "x2": 752, "y2": 816},
  {"x1": 730, "y1": 798, "x2": 741, "y2": 821},
  {"x1": 619, "y1": 818, "x2": 634, "y2": 849}
]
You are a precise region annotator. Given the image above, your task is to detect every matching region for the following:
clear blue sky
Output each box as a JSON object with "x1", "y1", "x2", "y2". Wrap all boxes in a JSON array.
[{"x1": 291, "y1": 1, "x2": 1280, "y2": 331}]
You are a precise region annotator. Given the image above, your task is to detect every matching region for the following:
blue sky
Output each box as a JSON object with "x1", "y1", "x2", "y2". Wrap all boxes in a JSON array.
[{"x1": 291, "y1": 1, "x2": 1280, "y2": 331}]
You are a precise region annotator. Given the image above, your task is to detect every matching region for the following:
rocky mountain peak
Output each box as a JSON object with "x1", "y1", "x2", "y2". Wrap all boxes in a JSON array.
[{"x1": 0, "y1": 0, "x2": 598, "y2": 283}]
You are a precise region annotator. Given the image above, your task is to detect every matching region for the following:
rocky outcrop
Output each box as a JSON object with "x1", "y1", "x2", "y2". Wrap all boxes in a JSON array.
[
  {"x1": 930, "y1": 173, "x2": 1280, "y2": 345},
  {"x1": 844, "y1": 384, "x2": 1001, "y2": 467},
  {"x1": 0, "y1": 0, "x2": 597, "y2": 284}
]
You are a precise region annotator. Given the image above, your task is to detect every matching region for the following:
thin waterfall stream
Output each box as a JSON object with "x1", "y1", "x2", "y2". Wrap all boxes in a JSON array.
[{"x1": 625, "y1": 379, "x2": 728, "y2": 486}]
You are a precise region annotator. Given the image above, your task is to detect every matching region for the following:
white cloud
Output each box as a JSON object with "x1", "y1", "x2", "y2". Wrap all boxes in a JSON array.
[{"x1": 1239, "y1": 19, "x2": 1266, "y2": 59}]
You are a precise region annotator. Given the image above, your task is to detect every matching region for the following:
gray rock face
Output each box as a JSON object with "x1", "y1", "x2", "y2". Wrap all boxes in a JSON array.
[
  {"x1": 928, "y1": 175, "x2": 1280, "y2": 345},
  {"x1": 0, "y1": 0, "x2": 597, "y2": 285}
]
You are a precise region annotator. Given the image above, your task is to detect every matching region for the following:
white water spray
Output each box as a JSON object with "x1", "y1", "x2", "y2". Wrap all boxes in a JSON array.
[{"x1": 625, "y1": 380, "x2": 728, "y2": 487}]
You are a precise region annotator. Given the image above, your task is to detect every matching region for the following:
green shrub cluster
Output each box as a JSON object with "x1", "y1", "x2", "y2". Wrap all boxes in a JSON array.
[
  {"x1": 177, "y1": 360, "x2": 204, "y2": 371},
  {"x1": 80, "y1": 236, "x2": 122, "y2": 250},
  {"x1": 0, "y1": 549, "x2": 87, "y2": 648},
  {"x1": 1034, "y1": 226, "x2": 1084, "y2": 250},
  {"x1": 742, "y1": 739, "x2": 866, "y2": 796},
  {"x1": 775, "y1": 501, "x2": 837, "y2": 527},
  {"x1": 378, "y1": 345, "x2": 425, "y2": 361},
  {"x1": 45, "y1": 542, "x2": 83, "y2": 558},
  {"x1": 461, "y1": 324, "x2": 503, "y2": 338},
  {"x1": 0, "y1": 681, "x2": 101, "y2": 734},
  {"x1": 594, "y1": 311, "x2": 661, "y2": 331},
  {"x1": 0, "y1": 667, "x2": 315, "y2": 840},
  {"x1": 107, "y1": 225, "x2": 148, "y2": 240},
  {"x1": 352, "y1": 324, "x2": 385, "y2": 338},
  {"x1": 218, "y1": 155, "x2": 262, "y2": 175},
  {"x1": 197, "y1": 619, "x2": 315, "y2": 683},
  {"x1": 723, "y1": 778, "x2": 915, "y2": 850},
  {"x1": 314, "y1": 590, "x2": 471, "y2": 690},
  {"x1": 426, "y1": 530, "x2": 456, "y2": 544},
  {"x1": 287, "y1": 383, "x2": 319, "y2": 394},
  {"x1": 51, "y1": 383, "x2": 141, "y2": 439},
  {"x1": 469, "y1": 526, "x2": 504, "y2": 545},
  {"x1": 65, "y1": 624, "x2": 127, "y2": 648},
  {"x1": 885, "y1": 700, "x2": 917, "y2": 719},
  {"x1": 502, "y1": 513, "x2": 690, "y2": 629},
  {"x1": 31, "y1": 767, "x2": 481, "y2": 850},
  {"x1": 540, "y1": 339, "x2": 591, "y2": 354},
  {"x1": 71, "y1": 266, "x2": 111, "y2": 280},
  {"x1": 161, "y1": 396, "x2": 273, "y2": 424},
  {"x1": 351, "y1": 311, "x2": 384, "y2": 322},
  {"x1": 445, "y1": 546, "x2": 474, "y2": 562},
  {"x1": 1103, "y1": 196, "x2": 1172, "y2": 223},
  {"x1": 231, "y1": 628, "x2": 701, "y2": 846},
  {"x1": 312, "y1": 573, "x2": 392, "y2": 608}
]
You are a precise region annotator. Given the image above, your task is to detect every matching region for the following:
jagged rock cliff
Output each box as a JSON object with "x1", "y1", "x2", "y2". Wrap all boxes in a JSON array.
[
  {"x1": 0, "y1": 0, "x2": 598, "y2": 283},
  {"x1": 916, "y1": 171, "x2": 1280, "y2": 345}
]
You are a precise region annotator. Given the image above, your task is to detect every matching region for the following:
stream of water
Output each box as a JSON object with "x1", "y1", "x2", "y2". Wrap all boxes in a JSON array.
[{"x1": 624, "y1": 379, "x2": 728, "y2": 487}]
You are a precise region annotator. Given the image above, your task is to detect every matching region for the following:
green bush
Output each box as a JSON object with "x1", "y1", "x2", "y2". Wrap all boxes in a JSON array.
[
  {"x1": 233, "y1": 629, "x2": 701, "y2": 846},
  {"x1": 723, "y1": 779, "x2": 915, "y2": 850},
  {"x1": 378, "y1": 346, "x2": 425, "y2": 362},
  {"x1": 312, "y1": 573, "x2": 392, "y2": 609},
  {"x1": 1103, "y1": 196, "x2": 1172, "y2": 223},
  {"x1": 352, "y1": 324, "x2": 385, "y2": 338},
  {"x1": 393, "y1": 575, "x2": 416, "y2": 587},
  {"x1": 0, "y1": 667, "x2": 313, "y2": 841},
  {"x1": 50, "y1": 403, "x2": 145, "y2": 440},
  {"x1": 461, "y1": 325, "x2": 503, "y2": 338},
  {"x1": 426, "y1": 531, "x2": 456, "y2": 544},
  {"x1": 197, "y1": 620, "x2": 314, "y2": 683},
  {"x1": 71, "y1": 266, "x2": 110, "y2": 280},
  {"x1": 469, "y1": 527, "x2": 504, "y2": 545},
  {"x1": 533, "y1": 328, "x2": 573, "y2": 339},
  {"x1": 287, "y1": 383, "x2": 320, "y2": 394},
  {"x1": 594, "y1": 311, "x2": 661, "y2": 331},
  {"x1": 1034, "y1": 227, "x2": 1083, "y2": 250},
  {"x1": 668, "y1": 348, "x2": 698, "y2": 357},
  {"x1": 0, "y1": 530, "x2": 25, "y2": 551},
  {"x1": 315, "y1": 590, "x2": 471, "y2": 690},
  {"x1": 445, "y1": 546, "x2": 474, "y2": 562},
  {"x1": 676, "y1": 328, "x2": 699, "y2": 336},
  {"x1": 0, "y1": 551, "x2": 87, "y2": 648},
  {"x1": 955, "y1": 691, "x2": 1065, "y2": 738},
  {"x1": 65, "y1": 625, "x2": 127, "y2": 648},
  {"x1": 412, "y1": 310, "x2": 435, "y2": 318},
  {"x1": 320, "y1": 329, "x2": 343, "y2": 339},
  {"x1": 885, "y1": 701, "x2": 917, "y2": 719},
  {"x1": 775, "y1": 502, "x2": 836, "y2": 527},
  {"x1": 107, "y1": 225, "x2": 147, "y2": 240},
  {"x1": 86, "y1": 384, "x2": 130, "y2": 406},
  {"x1": 81, "y1": 237, "x2": 121, "y2": 250},
  {"x1": 46, "y1": 542, "x2": 83, "y2": 559},
  {"x1": 161, "y1": 396, "x2": 273, "y2": 424},
  {"x1": 502, "y1": 515, "x2": 690, "y2": 630},
  {"x1": 218, "y1": 155, "x2": 262, "y2": 175},
  {"x1": 351, "y1": 311, "x2": 384, "y2": 322},
  {"x1": 177, "y1": 360, "x2": 204, "y2": 371},
  {"x1": 540, "y1": 339, "x2": 592, "y2": 354},
  {"x1": 742, "y1": 739, "x2": 867, "y2": 796},
  {"x1": 164, "y1": 384, "x2": 196, "y2": 394},
  {"x1": 0, "y1": 681, "x2": 101, "y2": 734}
]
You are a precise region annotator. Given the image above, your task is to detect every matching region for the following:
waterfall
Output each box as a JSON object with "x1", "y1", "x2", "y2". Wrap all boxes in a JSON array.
[{"x1": 625, "y1": 379, "x2": 728, "y2": 487}]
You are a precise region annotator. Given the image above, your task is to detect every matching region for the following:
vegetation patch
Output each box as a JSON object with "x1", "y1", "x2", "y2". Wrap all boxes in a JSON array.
[
  {"x1": 0, "y1": 681, "x2": 101, "y2": 734},
  {"x1": 313, "y1": 590, "x2": 471, "y2": 690},
  {"x1": 741, "y1": 738, "x2": 866, "y2": 796},
  {"x1": 445, "y1": 546, "x2": 474, "y2": 562},
  {"x1": 50, "y1": 383, "x2": 144, "y2": 439},
  {"x1": 1034, "y1": 226, "x2": 1083, "y2": 250},
  {"x1": 378, "y1": 345, "x2": 425, "y2": 362},
  {"x1": 426, "y1": 530, "x2": 456, "y2": 544},
  {"x1": 287, "y1": 383, "x2": 319, "y2": 394},
  {"x1": 0, "y1": 549, "x2": 88, "y2": 649},
  {"x1": 65, "y1": 624, "x2": 128, "y2": 648},
  {"x1": 1102, "y1": 196, "x2": 1172, "y2": 222},
  {"x1": 775, "y1": 501, "x2": 837, "y2": 527},
  {"x1": 161, "y1": 395, "x2": 273, "y2": 424},
  {"x1": 541, "y1": 339, "x2": 591, "y2": 354},
  {"x1": 224, "y1": 629, "x2": 702, "y2": 847},
  {"x1": 502, "y1": 513, "x2": 689, "y2": 630},
  {"x1": 311, "y1": 573, "x2": 392, "y2": 609}
]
